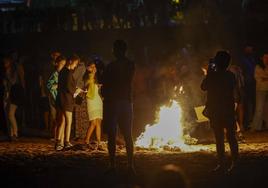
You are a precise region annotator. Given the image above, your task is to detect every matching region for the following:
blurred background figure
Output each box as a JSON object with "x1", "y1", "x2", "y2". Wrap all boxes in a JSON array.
[
  {"x1": 251, "y1": 51, "x2": 268, "y2": 131},
  {"x1": 148, "y1": 164, "x2": 189, "y2": 188},
  {"x1": 2, "y1": 55, "x2": 25, "y2": 141},
  {"x1": 239, "y1": 45, "x2": 256, "y2": 130}
]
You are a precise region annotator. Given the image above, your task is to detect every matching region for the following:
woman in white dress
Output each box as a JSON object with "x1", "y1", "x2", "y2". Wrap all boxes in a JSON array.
[{"x1": 84, "y1": 61, "x2": 103, "y2": 149}]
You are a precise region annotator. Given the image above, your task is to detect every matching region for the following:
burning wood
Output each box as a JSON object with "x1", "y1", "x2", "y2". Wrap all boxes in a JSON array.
[{"x1": 135, "y1": 100, "x2": 204, "y2": 152}]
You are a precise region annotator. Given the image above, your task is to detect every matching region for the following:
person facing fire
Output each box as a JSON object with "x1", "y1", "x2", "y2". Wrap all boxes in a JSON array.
[
  {"x1": 201, "y1": 51, "x2": 239, "y2": 173},
  {"x1": 103, "y1": 40, "x2": 135, "y2": 174}
]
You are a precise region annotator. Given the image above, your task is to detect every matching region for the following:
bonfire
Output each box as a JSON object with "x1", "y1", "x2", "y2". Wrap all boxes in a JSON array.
[{"x1": 135, "y1": 100, "x2": 204, "y2": 152}]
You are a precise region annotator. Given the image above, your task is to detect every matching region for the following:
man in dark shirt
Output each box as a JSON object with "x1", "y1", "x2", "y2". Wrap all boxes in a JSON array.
[
  {"x1": 201, "y1": 51, "x2": 239, "y2": 173},
  {"x1": 103, "y1": 40, "x2": 135, "y2": 174}
]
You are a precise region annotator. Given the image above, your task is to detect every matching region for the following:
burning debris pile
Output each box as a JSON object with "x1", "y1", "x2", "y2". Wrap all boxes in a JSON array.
[{"x1": 135, "y1": 100, "x2": 201, "y2": 152}]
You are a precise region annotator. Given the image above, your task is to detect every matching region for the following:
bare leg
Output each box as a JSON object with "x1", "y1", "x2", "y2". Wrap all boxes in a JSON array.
[
  {"x1": 95, "y1": 119, "x2": 102, "y2": 144},
  {"x1": 64, "y1": 111, "x2": 73, "y2": 143},
  {"x1": 8, "y1": 104, "x2": 18, "y2": 137},
  {"x1": 236, "y1": 122, "x2": 240, "y2": 132},
  {"x1": 56, "y1": 110, "x2": 65, "y2": 146},
  {"x1": 84, "y1": 120, "x2": 96, "y2": 144},
  {"x1": 59, "y1": 117, "x2": 65, "y2": 145}
]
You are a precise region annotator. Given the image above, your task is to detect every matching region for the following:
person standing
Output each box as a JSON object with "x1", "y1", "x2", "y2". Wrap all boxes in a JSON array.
[
  {"x1": 47, "y1": 55, "x2": 66, "y2": 140},
  {"x1": 228, "y1": 64, "x2": 246, "y2": 142},
  {"x1": 251, "y1": 52, "x2": 268, "y2": 131},
  {"x1": 72, "y1": 56, "x2": 87, "y2": 140},
  {"x1": 39, "y1": 51, "x2": 61, "y2": 130},
  {"x1": 201, "y1": 51, "x2": 239, "y2": 173},
  {"x1": 103, "y1": 40, "x2": 135, "y2": 173},
  {"x1": 240, "y1": 45, "x2": 256, "y2": 129},
  {"x1": 2, "y1": 55, "x2": 25, "y2": 141},
  {"x1": 55, "y1": 54, "x2": 81, "y2": 151},
  {"x1": 83, "y1": 61, "x2": 103, "y2": 150}
]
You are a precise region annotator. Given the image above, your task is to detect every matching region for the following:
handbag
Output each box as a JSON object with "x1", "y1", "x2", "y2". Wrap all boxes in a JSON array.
[{"x1": 75, "y1": 93, "x2": 85, "y2": 105}]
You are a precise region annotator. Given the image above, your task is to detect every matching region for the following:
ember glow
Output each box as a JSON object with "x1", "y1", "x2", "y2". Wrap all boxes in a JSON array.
[{"x1": 136, "y1": 100, "x2": 208, "y2": 152}]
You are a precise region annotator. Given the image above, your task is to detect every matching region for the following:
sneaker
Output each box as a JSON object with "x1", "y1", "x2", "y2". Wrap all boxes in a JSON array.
[{"x1": 64, "y1": 142, "x2": 73, "y2": 149}]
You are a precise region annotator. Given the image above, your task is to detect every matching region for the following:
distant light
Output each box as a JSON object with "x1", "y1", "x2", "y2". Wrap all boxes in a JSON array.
[{"x1": 172, "y1": 0, "x2": 180, "y2": 4}]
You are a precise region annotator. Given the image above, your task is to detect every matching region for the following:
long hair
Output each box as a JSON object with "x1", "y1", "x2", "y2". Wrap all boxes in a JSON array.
[
  {"x1": 67, "y1": 54, "x2": 80, "y2": 66},
  {"x1": 55, "y1": 55, "x2": 66, "y2": 65},
  {"x1": 83, "y1": 58, "x2": 98, "y2": 85}
]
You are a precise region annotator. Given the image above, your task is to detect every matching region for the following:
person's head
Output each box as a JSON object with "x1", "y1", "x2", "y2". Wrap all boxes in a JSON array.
[
  {"x1": 55, "y1": 55, "x2": 66, "y2": 72},
  {"x1": 113, "y1": 40, "x2": 127, "y2": 59},
  {"x1": 214, "y1": 50, "x2": 231, "y2": 71},
  {"x1": 86, "y1": 60, "x2": 97, "y2": 75},
  {"x1": 68, "y1": 54, "x2": 80, "y2": 70},
  {"x1": 149, "y1": 164, "x2": 189, "y2": 188},
  {"x1": 244, "y1": 45, "x2": 254, "y2": 55},
  {"x1": 51, "y1": 51, "x2": 61, "y2": 61}
]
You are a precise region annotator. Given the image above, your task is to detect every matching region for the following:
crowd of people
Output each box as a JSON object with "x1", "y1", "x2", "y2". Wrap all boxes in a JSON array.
[{"x1": 0, "y1": 40, "x2": 268, "y2": 176}]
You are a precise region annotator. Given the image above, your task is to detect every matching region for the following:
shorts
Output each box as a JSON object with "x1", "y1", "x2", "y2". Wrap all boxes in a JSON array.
[{"x1": 103, "y1": 100, "x2": 133, "y2": 135}]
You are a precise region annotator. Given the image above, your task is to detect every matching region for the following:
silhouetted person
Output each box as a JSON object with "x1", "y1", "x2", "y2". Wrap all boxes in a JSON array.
[
  {"x1": 103, "y1": 40, "x2": 135, "y2": 173},
  {"x1": 201, "y1": 51, "x2": 239, "y2": 173}
]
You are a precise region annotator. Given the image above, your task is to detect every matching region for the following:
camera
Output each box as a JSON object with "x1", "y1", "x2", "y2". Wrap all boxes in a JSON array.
[{"x1": 208, "y1": 58, "x2": 217, "y2": 73}]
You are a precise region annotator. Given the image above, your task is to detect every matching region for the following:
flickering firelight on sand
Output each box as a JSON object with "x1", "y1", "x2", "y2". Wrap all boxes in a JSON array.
[{"x1": 135, "y1": 100, "x2": 208, "y2": 152}]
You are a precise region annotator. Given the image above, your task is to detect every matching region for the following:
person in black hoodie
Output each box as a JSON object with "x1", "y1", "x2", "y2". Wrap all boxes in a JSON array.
[{"x1": 201, "y1": 51, "x2": 239, "y2": 173}]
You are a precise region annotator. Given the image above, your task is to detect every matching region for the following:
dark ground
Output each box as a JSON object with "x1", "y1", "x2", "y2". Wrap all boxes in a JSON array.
[{"x1": 0, "y1": 132, "x2": 267, "y2": 188}]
